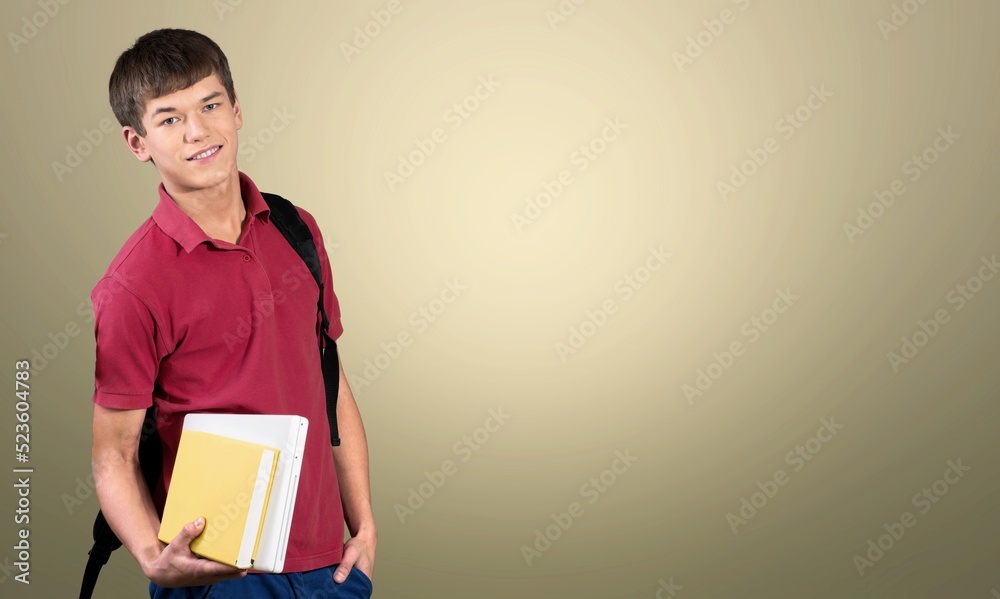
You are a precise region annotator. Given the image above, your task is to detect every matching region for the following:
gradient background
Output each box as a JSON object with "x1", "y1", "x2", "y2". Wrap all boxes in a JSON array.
[{"x1": 1, "y1": 1, "x2": 999, "y2": 597}]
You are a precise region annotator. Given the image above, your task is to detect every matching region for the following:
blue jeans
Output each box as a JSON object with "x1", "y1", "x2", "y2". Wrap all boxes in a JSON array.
[{"x1": 148, "y1": 563, "x2": 373, "y2": 598}]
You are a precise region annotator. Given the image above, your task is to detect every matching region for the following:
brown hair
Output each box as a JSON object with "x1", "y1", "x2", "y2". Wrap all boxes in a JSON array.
[{"x1": 109, "y1": 28, "x2": 236, "y2": 137}]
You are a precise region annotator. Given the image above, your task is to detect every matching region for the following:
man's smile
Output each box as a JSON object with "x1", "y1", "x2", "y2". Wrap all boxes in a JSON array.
[{"x1": 187, "y1": 145, "x2": 222, "y2": 161}]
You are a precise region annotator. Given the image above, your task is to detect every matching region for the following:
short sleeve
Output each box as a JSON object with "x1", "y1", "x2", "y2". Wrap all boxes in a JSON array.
[{"x1": 91, "y1": 275, "x2": 162, "y2": 409}]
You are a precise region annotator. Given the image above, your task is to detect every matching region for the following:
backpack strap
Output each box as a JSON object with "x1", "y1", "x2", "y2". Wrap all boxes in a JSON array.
[
  {"x1": 262, "y1": 192, "x2": 341, "y2": 446},
  {"x1": 80, "y1": 512, "x2": 120, "y2": 599}
]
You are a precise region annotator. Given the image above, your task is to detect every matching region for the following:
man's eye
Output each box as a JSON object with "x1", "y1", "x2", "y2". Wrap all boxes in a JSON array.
[
  {"x1": 162, "y1": 116, "x2": 179, "y2": 126},
  {"x1": 205, "y1": 103, "x2": 220, "y2": 111}
]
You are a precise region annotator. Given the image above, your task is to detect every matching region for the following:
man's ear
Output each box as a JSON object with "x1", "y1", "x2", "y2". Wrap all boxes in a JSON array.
[
  {"x1": 233, "y1": 92, "x2": 243, "y2": 131},
  {"x1": 122, "y1": 126, "x2": 152, "y2": 163}
]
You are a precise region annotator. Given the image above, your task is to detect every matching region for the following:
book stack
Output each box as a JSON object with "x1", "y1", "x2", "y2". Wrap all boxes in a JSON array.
[{"x1": 157, "y1": 414, "x2": 308, "y2": 572}]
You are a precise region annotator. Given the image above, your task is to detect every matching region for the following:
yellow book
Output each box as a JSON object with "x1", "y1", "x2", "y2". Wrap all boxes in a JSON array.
[{"x1": 158, "y1": 429, "x2": 279, "y2": 569}]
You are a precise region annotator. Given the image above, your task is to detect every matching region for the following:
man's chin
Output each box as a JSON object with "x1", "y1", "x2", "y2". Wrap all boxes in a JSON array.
[{"x1": 158, "y1": 163, "x2": 239, "y2": 194}]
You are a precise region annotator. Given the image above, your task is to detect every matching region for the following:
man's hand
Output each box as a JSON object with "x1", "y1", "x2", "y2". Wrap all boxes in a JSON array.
[
  {"x1": 142, "y1": 517, "x2": 249, "y2": 588},
  {"x1": 333, "y1": 530, "x2": 377, "y2": 584}
]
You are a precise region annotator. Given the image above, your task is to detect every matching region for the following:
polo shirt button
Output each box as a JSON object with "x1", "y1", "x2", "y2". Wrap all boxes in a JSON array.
[{"x1": 243, "y1": 255, "x2": 251, "y2": 262}]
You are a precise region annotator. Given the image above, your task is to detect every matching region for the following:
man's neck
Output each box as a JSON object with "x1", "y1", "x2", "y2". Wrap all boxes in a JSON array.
[{"x1": 165, "y1": 174, "x2": 247, "y2": 244}]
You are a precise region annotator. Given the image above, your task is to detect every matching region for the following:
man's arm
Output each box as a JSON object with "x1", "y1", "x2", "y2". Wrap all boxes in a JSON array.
[
  {"x1": 301, "y1": 205, "x2": 376, "y2": 581},
  {"x1": 91, "y1": 404, "x2": 247, "y2": 587},
  {"x1": 330, "y1": 356, "x2": 378, "y2": 583}
]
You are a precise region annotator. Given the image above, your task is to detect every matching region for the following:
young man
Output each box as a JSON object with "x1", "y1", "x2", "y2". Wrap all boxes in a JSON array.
[{"x1": 90, "y1": 29, "x2": 376, "y2": 597}]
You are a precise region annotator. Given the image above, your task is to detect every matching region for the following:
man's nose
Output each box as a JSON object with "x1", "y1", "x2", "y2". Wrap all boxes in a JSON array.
[{"x1": 184, "y1": 112, "x2": 208, "y2": 142}]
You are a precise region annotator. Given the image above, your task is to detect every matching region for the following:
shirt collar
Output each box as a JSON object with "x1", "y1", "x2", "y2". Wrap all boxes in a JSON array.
[{"x1": 151, "y1": 171, "x2": 271, "y2": 253}]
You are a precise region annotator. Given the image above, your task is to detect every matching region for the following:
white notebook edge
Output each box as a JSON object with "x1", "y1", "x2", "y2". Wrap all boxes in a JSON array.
[
  {"x1": 274, "y1": 417, "x2": 308, "y2": 570},
  {"x1": 237, "y1": 448, "x2": 275, "y2": 569},
  {"x1": 236, "y1": 449, "x2": 274, "y2": 568}
]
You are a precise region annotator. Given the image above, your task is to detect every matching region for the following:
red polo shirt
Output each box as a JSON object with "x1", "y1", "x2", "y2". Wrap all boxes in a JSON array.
[{"x1": 91, "y1": 171, "x2": 345, "y2": 572}]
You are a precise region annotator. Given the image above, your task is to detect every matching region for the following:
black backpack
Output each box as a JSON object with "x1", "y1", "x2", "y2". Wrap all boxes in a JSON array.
[{"x1": 80, "y1": 193, "x2": 342, "y2": 599}]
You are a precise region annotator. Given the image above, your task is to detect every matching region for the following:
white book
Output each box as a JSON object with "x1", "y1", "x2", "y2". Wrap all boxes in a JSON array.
[{"x1": 181, "y1": 413, "x2": 309, "y2": 573}]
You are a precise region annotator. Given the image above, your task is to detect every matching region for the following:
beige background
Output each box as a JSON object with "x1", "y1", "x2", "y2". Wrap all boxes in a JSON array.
[{"x1": 1, "y1": 0, "x2": 999, "y2": 597}]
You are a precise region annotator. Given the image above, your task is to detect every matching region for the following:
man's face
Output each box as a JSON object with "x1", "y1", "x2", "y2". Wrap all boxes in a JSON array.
[{"x1": 123, "y1": 73, "x2": 242, "y2": 196}]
